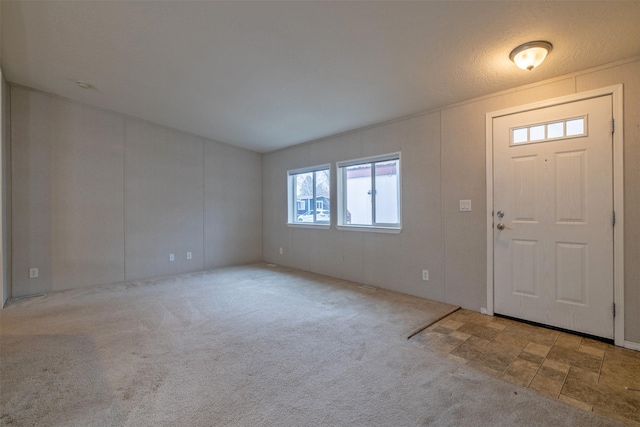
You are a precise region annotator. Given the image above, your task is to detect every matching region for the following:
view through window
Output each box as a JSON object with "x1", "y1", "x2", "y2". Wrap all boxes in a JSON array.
[
  {"x1": 288, "y1": 166, "x2": 330, "y2": 224},
  {"x1": 339, "y1": 154, "x2": 400, "y2": 228}
]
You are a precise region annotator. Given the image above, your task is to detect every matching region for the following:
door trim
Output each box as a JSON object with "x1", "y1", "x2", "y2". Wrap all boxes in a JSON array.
[{"x1": 485, "y1": 85, "x2": 624, "y2": 346}]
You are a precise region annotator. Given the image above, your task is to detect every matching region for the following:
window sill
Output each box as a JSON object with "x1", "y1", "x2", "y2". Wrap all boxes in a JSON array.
[
  {"x1": 287, "y1": 223, "x2": 331, "y2": 230},
  {"x1": 336, "y1": 225, "x2": 402, "y2": 234}
]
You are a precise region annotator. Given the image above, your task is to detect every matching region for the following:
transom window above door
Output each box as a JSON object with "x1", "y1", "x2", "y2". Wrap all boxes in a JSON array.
[{"x1": 511, "y1": 116, "x2": 587, "y2": 146}]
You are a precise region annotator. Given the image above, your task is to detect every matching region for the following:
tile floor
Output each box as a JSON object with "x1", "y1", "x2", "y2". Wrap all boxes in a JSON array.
[{"x1": 410, "y1": 309, "x2": 640, "y2": 426}]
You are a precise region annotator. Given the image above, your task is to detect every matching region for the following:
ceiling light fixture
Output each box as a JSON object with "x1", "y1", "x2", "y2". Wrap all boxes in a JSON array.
[
  {"x1": 509, "y1": 41, "x2": 553, "y2": 71},
  {"x1": 76, "y1": 80, "x2": 92, "y2": 89}
]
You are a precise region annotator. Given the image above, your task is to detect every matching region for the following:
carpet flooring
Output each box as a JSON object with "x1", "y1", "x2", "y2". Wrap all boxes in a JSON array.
[{"x1": 0, "y1": 263, "x2": 621, "y2": 426}]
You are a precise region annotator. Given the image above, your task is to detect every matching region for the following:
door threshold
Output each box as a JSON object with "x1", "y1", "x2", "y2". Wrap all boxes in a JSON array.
[{"x1": 493, "y1": 313, "x2": 614, "y2": 345}]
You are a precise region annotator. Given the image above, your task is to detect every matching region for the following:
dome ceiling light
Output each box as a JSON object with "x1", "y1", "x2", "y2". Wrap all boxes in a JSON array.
[{"x1": 509, "y1": 41, "x2": 553, "y2": 71}]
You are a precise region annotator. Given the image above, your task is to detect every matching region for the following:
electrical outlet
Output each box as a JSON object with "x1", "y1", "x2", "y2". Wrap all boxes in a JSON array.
[
  {"x1": 186, "y1": 252, "x2": 192, "y2": 260},
  {"x1": 422, "y1": 270, "x2": 429, "y2": 281},
  {"x1": 279, "y1": 247, "x2": 283, "y2": 255},
  {"x1": 29, "y1": 268, "x2": 39, "y2": 278},
  {"x1": 169, "y1": 253, "x2": 175, "y2": 262}
]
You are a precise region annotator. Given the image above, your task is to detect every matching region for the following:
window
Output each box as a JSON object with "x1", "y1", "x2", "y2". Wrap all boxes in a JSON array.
[
  {"x1": 511, "y1": 116, "x2": 587, "y2": 145},
  {"x1": 337, "y1": 153, "x2": 401, "y2": 230},
  {"x1": 288, "y1": 165, "x2": 331, "y2": 225}
]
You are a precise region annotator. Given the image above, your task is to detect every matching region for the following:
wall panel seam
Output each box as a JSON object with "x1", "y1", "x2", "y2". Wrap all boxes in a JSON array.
[
  {"x1": 439, "y1": 110, "x2": 446, "y2": 304},
  {"x1": 9, "y1": 86, "x2": 16, "y2": 297},
  {"x1": 202, "y1": 139, "x2": 206, "y2": 270},
  {"x1": 6, "y1": 80, "x2": 11, "y2": 303},
  {"x1": 123, "y1": 118, "x2": 127, "y2": 281}
]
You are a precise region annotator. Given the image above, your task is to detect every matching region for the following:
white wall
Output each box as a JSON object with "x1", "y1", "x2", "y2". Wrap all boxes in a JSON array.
[
  {"x1": 204, "y1": 141, "x2": 262, "y2": 268},
  {"x1": 263, "y1": 58, "x2": 640, "y2": 345},
  {"x1": 264, "y1": 114, "x2": 445, "y2": 301},
  {"x1": 124, "y1": 120, "x2": 204, "y2": 280},
  {"x1": 10, "y1": 86, "x2": 262, "y2": 297}
]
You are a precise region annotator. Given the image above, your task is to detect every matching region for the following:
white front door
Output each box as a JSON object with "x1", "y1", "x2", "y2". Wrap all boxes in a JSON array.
[{"x1": 493, "y1": 95, "x2": 614, "y2": 339}]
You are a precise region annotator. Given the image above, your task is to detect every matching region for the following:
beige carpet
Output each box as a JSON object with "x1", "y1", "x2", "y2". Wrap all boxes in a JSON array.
[{"x1": 0, "y1": 263, "x2": 620, "y2": 426}]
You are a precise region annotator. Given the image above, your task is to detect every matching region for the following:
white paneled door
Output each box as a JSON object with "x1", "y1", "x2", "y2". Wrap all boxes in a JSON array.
[{"x1": 493, "y1": 95, "x2": 614, "y2": 339}]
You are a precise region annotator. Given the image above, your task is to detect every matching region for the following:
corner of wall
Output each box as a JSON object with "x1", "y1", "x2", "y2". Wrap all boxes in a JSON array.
[{"x1": 0, "y1": 68, "x2": 10, "y2": 308}]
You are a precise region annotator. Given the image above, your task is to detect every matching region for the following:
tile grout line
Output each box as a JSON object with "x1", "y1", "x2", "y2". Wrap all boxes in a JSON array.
[
  {"x1": 596, "y1": 347, "x2": 606, "y2": 386},
  {"x1": 523, "y1": 326, "x2": 552, "y2": 388},
  {"x1": 542, "y1": 330, "x2": 564, "y2": 397},
  {"x1": 493, "y1": 324, "x2": 521, "y2": 380}
]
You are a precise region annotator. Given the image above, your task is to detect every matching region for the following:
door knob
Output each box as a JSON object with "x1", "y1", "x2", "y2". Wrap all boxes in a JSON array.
[{"x1": 496, "y1": 223, "x2": 511, "y2": 230}]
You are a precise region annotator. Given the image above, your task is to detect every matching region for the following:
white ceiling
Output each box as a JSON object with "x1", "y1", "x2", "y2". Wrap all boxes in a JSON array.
[{"x1": 2, "y1": 1, "x2": 639, "y2": 153}]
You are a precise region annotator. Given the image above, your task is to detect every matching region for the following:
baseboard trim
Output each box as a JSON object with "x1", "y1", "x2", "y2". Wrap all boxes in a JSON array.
[{"x1": 623, "y1": 340, "x2": 640, "y2": 351}]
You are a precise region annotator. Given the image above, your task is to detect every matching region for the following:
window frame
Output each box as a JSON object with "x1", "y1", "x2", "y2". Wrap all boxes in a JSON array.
[
  {"x1": 337, "y1": 152, "x2": 402, "y2": 233},
  {"x1": 287, "y1": 164, "x2": 331, "y2": 228}
]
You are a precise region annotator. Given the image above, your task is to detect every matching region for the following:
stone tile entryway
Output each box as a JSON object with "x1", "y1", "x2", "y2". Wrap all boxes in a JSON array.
[{"x1": 410, "y1": 309, "x2": 640, "y2": 426}]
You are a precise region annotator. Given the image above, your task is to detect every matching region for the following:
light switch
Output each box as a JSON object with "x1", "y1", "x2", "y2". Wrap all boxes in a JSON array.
[{"x1": 459, "y1": 200, "x2": 472, "y2": 212}]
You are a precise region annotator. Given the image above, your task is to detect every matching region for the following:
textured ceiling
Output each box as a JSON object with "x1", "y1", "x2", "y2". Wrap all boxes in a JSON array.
[{"x1": 2, "y1": 1, "x2": 640, "y2": 152}]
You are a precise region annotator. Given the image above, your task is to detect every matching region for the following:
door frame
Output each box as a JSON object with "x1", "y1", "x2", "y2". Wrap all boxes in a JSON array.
[{"x1": 485, "y1": 85, "x2": 624, "y2": 347}]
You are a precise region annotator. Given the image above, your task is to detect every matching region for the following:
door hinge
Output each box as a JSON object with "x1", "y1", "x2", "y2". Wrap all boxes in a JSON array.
[
  {"x1": 613, "y1": 303, "x2": 616, "y2": 318},
  {"x1": 612, "y1": 210, "x2": 616, "y2": 226},
  {"x1": 612, "y1": 118, "x2": 615, "y2": 134}
]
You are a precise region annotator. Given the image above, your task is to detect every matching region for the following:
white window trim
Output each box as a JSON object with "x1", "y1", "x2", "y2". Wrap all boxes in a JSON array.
[
  {"x1": 335, "y1": 224, "x2": 401, "y2": 234},
  {"x1": 289, "y1": 223, "x2": 331, "y2": 230},
  {"x1": 337, "y1": 152, "x2": 402, "y2": 231},
  {"x1": 287, "y1": 164, "x2": 331, "y2": 227}
]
